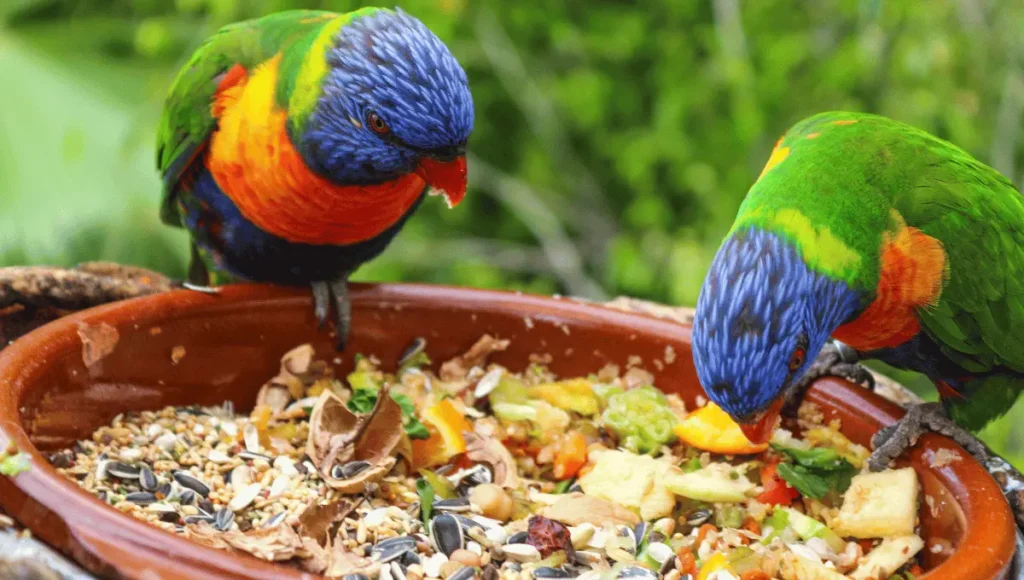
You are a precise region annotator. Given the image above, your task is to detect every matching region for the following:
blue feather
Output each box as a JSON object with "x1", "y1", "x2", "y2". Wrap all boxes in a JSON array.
[{"x1": 692, "y1": 227, "x2": 865, "y2": 419}]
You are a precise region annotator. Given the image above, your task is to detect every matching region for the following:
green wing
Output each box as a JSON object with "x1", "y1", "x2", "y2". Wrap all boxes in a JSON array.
[
  {"x1": 892, "y1": 124, "x2": 1024, "y2": 427},
  {"x1": 155, "y1": 10, "x2": 341, "y2": 227}
]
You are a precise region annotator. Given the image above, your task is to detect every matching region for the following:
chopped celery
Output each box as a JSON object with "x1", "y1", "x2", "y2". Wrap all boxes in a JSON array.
[
  {"x1": 602, "y1": 386, "x2": 678, "y2": 454},
  {"x1": 714, "y1": 504, "x2": 746, "y2": 529},
  {"x1": 781, "y1": 507, "x2": 846, "y2": 552}
]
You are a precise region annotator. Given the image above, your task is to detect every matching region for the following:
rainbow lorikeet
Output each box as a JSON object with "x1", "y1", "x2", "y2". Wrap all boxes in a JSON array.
[
  {"x1": 691, "y1": 111, "x2": 1024, "y2": 472},
  {"x1": 157, "y1": 8, "x2": 473, "y2": 349}
]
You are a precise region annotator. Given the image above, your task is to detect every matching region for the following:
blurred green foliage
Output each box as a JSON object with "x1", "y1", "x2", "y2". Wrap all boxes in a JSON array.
[{"x1": 1, "y1": 0, "x2": 1023, "y2": 463}]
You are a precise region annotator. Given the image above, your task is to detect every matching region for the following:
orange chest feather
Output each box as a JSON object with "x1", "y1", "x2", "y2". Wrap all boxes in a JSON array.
[
  {"x1": 833, "y1": 224, "x2": 947, "y2": 351},
  {"x1": 206, "y1": 56, "x2": 426, "y2": 246}
]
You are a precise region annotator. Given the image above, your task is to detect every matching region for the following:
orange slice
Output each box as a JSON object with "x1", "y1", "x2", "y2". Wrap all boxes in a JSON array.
[
  {"x1": 674, "y1": 402, "x2": 769, "y2": 455},
  {"x1": 411, "y1": 399, "x2": 472, "y2": 468}
]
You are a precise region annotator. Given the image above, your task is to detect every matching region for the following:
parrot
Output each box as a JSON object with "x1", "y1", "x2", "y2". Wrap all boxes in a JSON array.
[
  {"x1": 156, "y1": 8, "x2": 473, "y2": 350},
  {"x1": 690, "y1": 111, "x2": 1024, "y2": 473}
]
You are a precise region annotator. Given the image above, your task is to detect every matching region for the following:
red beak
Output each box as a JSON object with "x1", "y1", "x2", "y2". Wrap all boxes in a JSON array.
[
  {"x1": 416, "y1": 155, "x2": 467, "y2": 209},
  {"x1": 738, "y1": 398, "x2": 784, "y2": 445}
]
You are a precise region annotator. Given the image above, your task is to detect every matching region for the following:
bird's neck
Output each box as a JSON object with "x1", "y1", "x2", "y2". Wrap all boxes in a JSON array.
[{"x1": 206, "y1": 54, "x2": 427, "y2": 246}]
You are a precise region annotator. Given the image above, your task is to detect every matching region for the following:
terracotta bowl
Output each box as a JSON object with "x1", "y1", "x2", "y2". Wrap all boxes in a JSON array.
[{"x1": 0, "y1": 284, "x2": 1016, "y2": 579}]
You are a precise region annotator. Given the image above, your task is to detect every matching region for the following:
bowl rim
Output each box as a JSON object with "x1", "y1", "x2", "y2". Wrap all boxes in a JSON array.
[{"x1": 0, "y1": 282, "x2": 1016, "y2": 579}]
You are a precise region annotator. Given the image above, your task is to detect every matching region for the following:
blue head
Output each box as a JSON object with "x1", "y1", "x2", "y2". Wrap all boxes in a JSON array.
[
  {"x1": 691, "y1": 227, "x2": 863, "y2": 441},
  {"x1": 303, "y1": 8, "x2": 473, "y2": 202}
]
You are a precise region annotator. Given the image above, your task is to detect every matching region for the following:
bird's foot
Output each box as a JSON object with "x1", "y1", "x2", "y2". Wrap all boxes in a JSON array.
[
  {"x1": 868, "y1": 402, "x2": 989, "y2": 470},
  {"x1": 782, "y1": 340, "x2": 876, "y2": 417},
  {"x1": 311, "y1": 277, "x2": 352, "y2": 351}
]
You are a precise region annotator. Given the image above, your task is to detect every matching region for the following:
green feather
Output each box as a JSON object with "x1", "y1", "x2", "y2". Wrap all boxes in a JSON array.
[{"x1": 739, "y1": 111, "x2": 1024, "y2": 429}]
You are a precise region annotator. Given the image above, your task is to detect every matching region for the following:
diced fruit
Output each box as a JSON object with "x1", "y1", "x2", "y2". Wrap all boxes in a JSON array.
[
  {"x1": 832, "y1": 467, "x2": 919, "y2": 539},
  {"x1": 411, "y1": 400, "x2": 472, "y2": 468},
  {"x1": 492, "y1": 402, "x2": 536, "y2": 422},
  {"x1": 664, "y1": 462, "x2": 754, "y2": 503},
  {"x1": 529, "y1": 379, "x2": 600, "y2": 416},
  {"x1": 756, "y1": 462, "x2": 801, "y2": 506},
  {"x1": 781, "y1": 553, "x2": 848, "y2": 580},
  {"x1": 602, "y1": 386, "x2": 678, "y2": 454},
  {"x1": 674, "y1": 402, "x2": 769, "y2": 455},
  {"x1": 849, "y1": 534, "x2": 925, "y2": 580},
  {"x1": 490, "y1": 376, "x2": 531, "y2": 405},
  {"x1": 530, "y1": 400, "x2": 571, "y2": 440},
  {"x1": 552, "y1": 431, "x2": 588, "y2": 480},
  {"x1": 726, "y1": 546, "x2": 761, "y2": 574},
  {"x1": 577, "y1": 449, "x2": 676, "y2": 520},
  {"x1": 696, "y1": 552, "x2": 731, "y2": 580},
  {"x1": 779, "y1": 508, "x2": 845, "y2": 553}
]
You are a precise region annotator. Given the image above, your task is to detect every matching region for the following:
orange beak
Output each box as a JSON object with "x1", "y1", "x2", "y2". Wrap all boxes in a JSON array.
[
  {"x1": 417, "y1": 155, "x2": 467, "y2": 209},
  {"x1": 738, "y1": 398, "x2": 784, "y2": 445}
]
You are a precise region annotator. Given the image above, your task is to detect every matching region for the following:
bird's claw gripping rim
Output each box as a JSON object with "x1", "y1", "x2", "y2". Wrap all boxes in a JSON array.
[
  {"x1": 311, "y1": 277, "x2": 352, "y2": 351},
  {"x1": 781, "y1": 339, "x2": 876, "y2": 417}
]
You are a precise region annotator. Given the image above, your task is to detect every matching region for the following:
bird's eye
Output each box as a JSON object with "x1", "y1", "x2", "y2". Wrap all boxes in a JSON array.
[
  {"x1": 788, "y1": 347, "x2": 806, "y2": 372},
  {"x1": 366, "y1": 111, "x2": 390, "y2": 134}
]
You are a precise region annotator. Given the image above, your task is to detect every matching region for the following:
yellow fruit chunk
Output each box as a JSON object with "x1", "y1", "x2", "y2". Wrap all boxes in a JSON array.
[
  {"x1": 578, "y1": 449, "x2": 676, "y2": 521},
  {"x1": 528, "y1": 379, "x2": 600, "y2": 416},
  {"x1": 674, "y1": 402, "x2": 769, "y2": 455},
  {"x1": 696, "y1": 553, "x2": 731, "y2": 580},
  {"x1": 411, "y1": 399, "x2": 472, "y2": 468}
]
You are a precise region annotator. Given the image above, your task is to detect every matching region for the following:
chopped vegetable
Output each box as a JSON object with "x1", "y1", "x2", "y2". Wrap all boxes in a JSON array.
[
  {"x1": 773, "y1": 444, "x2": 857, "y2": 500},
  {"x1": 696, "y1": 552, "x2": 731, "y2": 580},
  {"x1": 783, "y1": 553, "x2": 848, "y2": 580},
  {"x1": 418, "y1": 469, "x2": 457, "y2": 499},
  {"x1": 416, "y1": 477, "x2": 434, "y2": 529},
  {"x1": 803, "y1": 426, "x2": 870, "y2": 468},
  {"x1": 529, "y1": 378, "x2": 601, "y2": 416},
  {"x1": 602, "y1": 386, "x2": 678, "y2": 454},
  {"x1": 780, "y1": 507, "x2": 846, "y2": 552},
  {"x1": 664, "y1": 462, "x2": 754, "y2": 503},
  {"x1": 674, "y1": 402, "x2": 769, "y2": 455},
  {"x1": 411, "y1": 399, "x2": 473, "y2": 468},
  {"x1": 849, "y1": 535, "x2": 924, "y2": 580},
  {"x1": 0, "y1": 451, "x2": 30, "y2": 476},
  {"x1": 833, "y1": 468, "x2": 919, "y2": 539},
  {"x1": 756, "y1": 461, "x2": 801, "y2": 506},
  {"x1": 348, "y1": 387, "x2": 429, "y2": 440},
  {"x1": 714, "y1": 504, "x2": 746, "y2": 529},
  {"x1": 552, "y1": 431, "x2": 588, "y2": 480},
  {"x1": 578, "y1": 449, "x2": 676, "y2": 520},
  {"x1": 591, "y1": 383, "x2": 625, "y2": 406}
]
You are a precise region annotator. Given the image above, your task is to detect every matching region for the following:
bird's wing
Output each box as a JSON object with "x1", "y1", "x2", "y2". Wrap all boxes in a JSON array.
[
  {"x1": 896, "y1": 131, "x2": 1024, "y2": 376},
  {"x1": 155, "y1": 10, "x2": 341, "y2": 227}
]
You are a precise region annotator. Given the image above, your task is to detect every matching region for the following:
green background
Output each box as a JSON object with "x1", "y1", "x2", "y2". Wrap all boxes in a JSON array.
[{"x1": 2, "y1": 0, "x2": 1023, "y2": 465}]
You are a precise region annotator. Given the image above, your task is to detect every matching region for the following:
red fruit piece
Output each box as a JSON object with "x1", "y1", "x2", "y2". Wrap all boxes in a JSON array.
[{"x1": 526, "y1": 515, "x2": 575, "y2": 560}]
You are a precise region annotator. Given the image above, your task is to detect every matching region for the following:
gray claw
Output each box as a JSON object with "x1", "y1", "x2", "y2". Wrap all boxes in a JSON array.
[
  {"x1": 868, "y1": 402, "x2": 989, "y2": 472},
  {"x1": 330, "y1": 279, "x2": 351, "y2": 351},
  {"x1": 311, "y1": 282, "x2": 331, "y2": 329}
]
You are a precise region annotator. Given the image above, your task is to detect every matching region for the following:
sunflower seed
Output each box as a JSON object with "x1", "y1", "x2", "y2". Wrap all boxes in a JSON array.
[
  {"x1": 228, "y1": 483, "x2": 262, "y2": 512},
  {"x1": 684, "y1": 508, "x2": 712, "y2": 527},
  {"x1": 400, "y1": 551, "x2": 421, "y2": 567},
  {"x1": 631, "y1": 522, "x2": 648, "y2": 547},
  {"x1": 453, "y1": 515, "x2": 485, "y2": 532},
  {"x1": 390, "y1": 562, "x2": 407, "y2": 580},
  {"x1": 106, "y1": 462, "x2": 141, "y2": 479},
  {"x1": 95, "y1": 459, "x2": 109, "y2": 481},
  {"x1": 343, "y1": 575, "x2": 370, "y2": 580},
  {"x1": 372, "y1": 536, "x2": 417, "y2": 563},
  {"x1": 473, "y1": 368, "x2": 503, "y2": 398},
  {"x1": 398, "y1": 337, "x2": 427, "y2": 367},
  {"x1": 214, "y1": 508, "x2": 234, "y2": 531},
  {"x1": 173, "y1": 471, "x2": 211, "y2": 497},
  {"x1": 229, "y1": 465, "x2": 252, "y2": 487},
  {"x1": 435, "y1": 498, "x2": 471, "y2": 513},
  {"x1": 243, "y1": 423, "x2": 261, "y2": 453},
  {"x1": 507, "y1": 532, "x2": 528, "y2": 545},
  {"x1": 430, "y1": 514, "x2": 464, "y2": 556},
  {"x1": 155, "y1": 482, "x2": 172, "y2": 499},
  {"x1": 178, "y1": 489, "x2": 197, "y2": 505},
  {"x1": 447, "y1": 567, "x2": 476, "y2": 580},
  {"x1": 500, "y1": 543, "x2": 541, "y2": 563},
  {"x1": 331, "y1": 460, "x2": 371, "y2": 480},
  {"x1": 617, "y1": 567, "x2": 656, "y2": 580},
  {"x1": 644, "y1": 542, "x2": 675, "y2": 574},
  {"x1": 262, "y1": 511, "x2": 287, "y2": 528},
  {"x1": 207, "y1": 449, "x2": 231, "y2": 463},
  {"x1": 237, "y1": 450, "x2": 272, "y2": 462},
  {"x1": 533, "y1": 568, "x2": 571, "y2": 578},
  {"x1": 125, "y1": 492, "x2": 156, "y2": 505},
  {"x1": 140, "y1": 467, "x2": 158, "y2": 492}
]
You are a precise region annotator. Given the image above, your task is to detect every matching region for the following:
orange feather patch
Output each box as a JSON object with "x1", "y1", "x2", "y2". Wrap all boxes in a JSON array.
[
  {"x1": 833, "y1": 219, "x2": 947, "y2": 351},
  {"x1": 206, "y1": 54, "x2": 427, "y2": 246}
]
